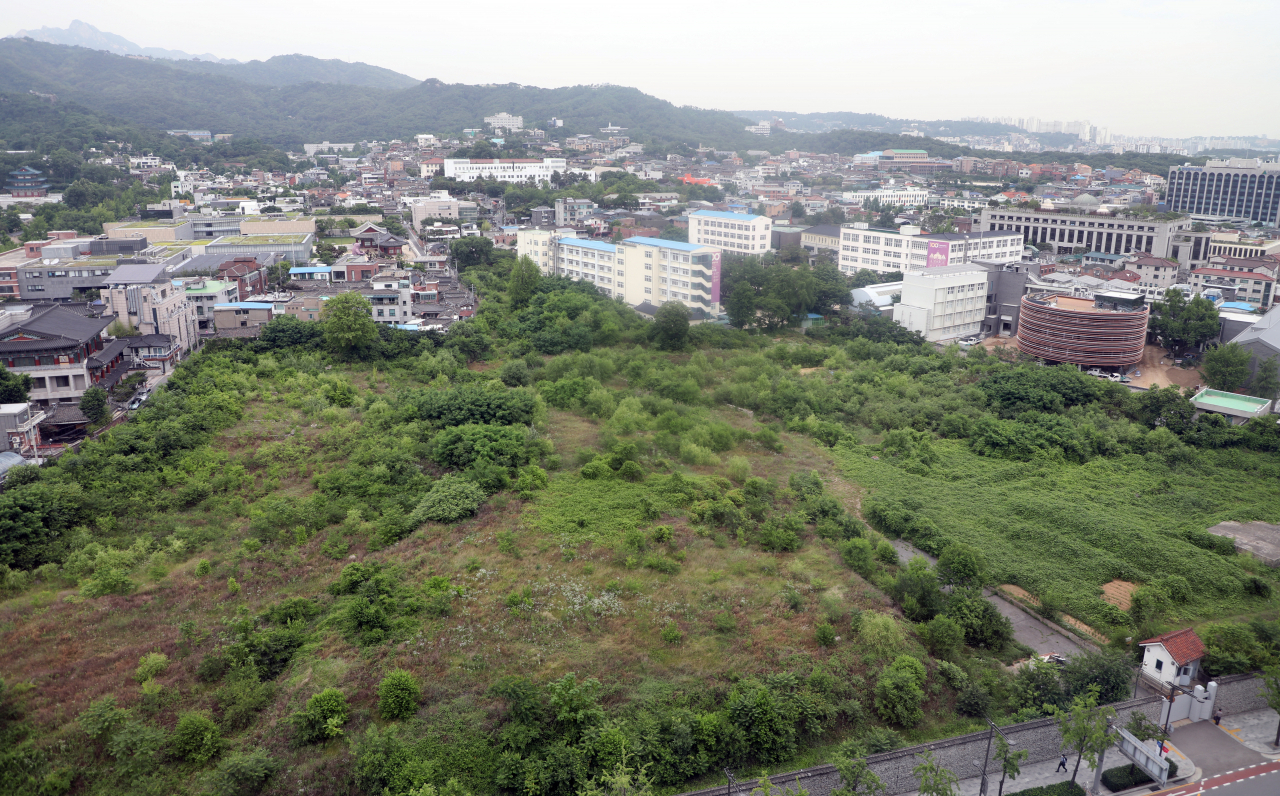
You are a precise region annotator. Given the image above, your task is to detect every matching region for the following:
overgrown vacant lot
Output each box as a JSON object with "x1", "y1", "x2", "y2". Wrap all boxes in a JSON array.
[{"x1": 3, "y1": 297, "x2": 1280, "y2": 796}]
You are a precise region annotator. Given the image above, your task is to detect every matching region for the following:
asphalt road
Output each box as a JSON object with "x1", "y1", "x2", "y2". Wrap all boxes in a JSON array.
[
  {"x1": 1158, "y1": 761, "x2": 1280, "y2": 796},
  {"x1": 889, "y1": 538, "x2": 1090, "y2": 658}
]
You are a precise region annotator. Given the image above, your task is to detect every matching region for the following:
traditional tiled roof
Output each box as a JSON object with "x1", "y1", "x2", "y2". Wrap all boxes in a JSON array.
[{"x1": 1138, "y1": 628, "x2": 1206, "y2": 666}]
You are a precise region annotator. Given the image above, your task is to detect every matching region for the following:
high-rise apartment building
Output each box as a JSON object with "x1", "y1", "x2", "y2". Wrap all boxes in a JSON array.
[{"x1": 1166, "y1": 158, "x2": 1280, "y2": 226}]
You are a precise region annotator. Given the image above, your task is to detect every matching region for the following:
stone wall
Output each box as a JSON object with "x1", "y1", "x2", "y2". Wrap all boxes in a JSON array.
[
  {"x1": 678, "y1": 696, "x2": 1163, "y2": 796},
  {"x1": 1214, "y1": 673, "x2": 1269, "y2": 715}
]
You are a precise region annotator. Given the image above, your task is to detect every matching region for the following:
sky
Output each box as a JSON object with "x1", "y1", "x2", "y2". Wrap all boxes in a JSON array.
[{"x1": 7, "y1": 0, "x2": 1279, "y2": 140}]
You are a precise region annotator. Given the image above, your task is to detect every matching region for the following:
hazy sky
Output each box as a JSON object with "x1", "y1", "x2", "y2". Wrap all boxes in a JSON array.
[{"x1": 8, "y1": 0, "x2": 1278, "y2": 139}]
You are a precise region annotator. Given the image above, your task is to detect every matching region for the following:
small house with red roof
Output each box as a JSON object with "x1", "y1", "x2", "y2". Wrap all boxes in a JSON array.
[{"x1": 1138, "y1": 628, "x2": 1206, "y2": 687}]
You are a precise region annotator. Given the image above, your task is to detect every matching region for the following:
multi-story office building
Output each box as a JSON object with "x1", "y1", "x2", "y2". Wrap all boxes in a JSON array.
[
  {"x1": 517, "y1": 231, "x2": 722, "y2": 313},
  {"x1": 837, "y1": 223, "x2": 1023, "y2": 275},
  {"x1": 555, "y1": 198, "x2": 599, "y2": 226},
  {"x1": 980, "y1": 207, "x2": 1193, "y2": 257},
  {"x1": 617, "y1": 237, "x2": 721, "y2": 313},
  {"x1": 1166, "y1": 158, "x2": 1280, "y2": 226},
  {"x1": 442, "y1": 158, "x2": 567, "y2": 183},
  {"x1": 1206, "y1": 231, "x2": 1280, "y2": 260},
  {"x1": 893, "y1": 264, "x2": 994, "y2": 342},
  {"x1": 102, "y1": 263, "x2": 200, "y2": 352},
  {"x1": 688, "y1": 210, "x2": 772, "y2": 254},
  {"x1": 843, "y1": 188, "x2": 931, "y2": 207},
  {"x1": 484, "y1": 113, "x2": 524, "y2": 132}
]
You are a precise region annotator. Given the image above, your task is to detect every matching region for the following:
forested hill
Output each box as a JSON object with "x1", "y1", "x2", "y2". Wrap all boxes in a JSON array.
[
  {"x1": 0, "y1": 38, "x2": 1209, "y2": 172},
  {"x1": 161, "y1": 54, "x2": 420, "y2": 90}
]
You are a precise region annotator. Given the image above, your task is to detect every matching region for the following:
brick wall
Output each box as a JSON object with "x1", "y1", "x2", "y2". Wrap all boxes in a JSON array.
[{"x1": 677, "y1": 696, "x2": 1163, "y2": 796}]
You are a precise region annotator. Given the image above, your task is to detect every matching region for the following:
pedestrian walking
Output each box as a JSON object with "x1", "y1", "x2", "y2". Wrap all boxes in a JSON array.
[
  {"x1": 1214, "y1": 708, "x2": 1223, "y2": 726},
  {"x1": 1056, "y1": 754, "x2": 1068, "y2": 772}
]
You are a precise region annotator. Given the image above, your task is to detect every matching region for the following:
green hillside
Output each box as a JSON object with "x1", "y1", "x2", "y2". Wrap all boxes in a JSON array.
[
  {"x1": 0, "y1": 38, "x2": 1210, "y2": 173},
  {"x1": 163, "y1": 54, "x2": 421, "y2": 90}
]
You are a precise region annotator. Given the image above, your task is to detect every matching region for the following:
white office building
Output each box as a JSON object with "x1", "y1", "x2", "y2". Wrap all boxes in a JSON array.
[
  {"x1": 484, "y1": 113, "x2": 524, "y2": 132},
  {"x1": 688, "y1": 210, "x2": 772, "y2": 254},
  {"x1": 837, "y1": 223, "x2": 1023, "y2": 275},
  {"x1": 843, "y1": 188, "x2": 932, "y2": 207},
  {"x1": 518, "y1": 231, "x2": 723, "y2": 314},
  {"x1": 442, "y1": 158, "x2": 567, "y2": 183},
  {"x1": 893, "y1": 265, "x2": 990, "y2": 342},
  {"x1": 980, "y1": 207, "x2": 1193, "y2": 256}
]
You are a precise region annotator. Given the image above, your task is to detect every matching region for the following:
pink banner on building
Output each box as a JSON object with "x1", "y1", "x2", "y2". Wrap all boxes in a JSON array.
[
  {"x1": 711, "y1": 252, "x2": 722, "y2": 303},
  {"x1": 926, "y1": 240, "x2": 951, "y2": 267}
]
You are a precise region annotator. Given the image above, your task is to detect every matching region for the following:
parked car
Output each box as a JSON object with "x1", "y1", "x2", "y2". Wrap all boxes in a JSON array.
[
  {"x1": 1086, "y1": 368, "x2": 1105, "y2": 377},
  {"x1": 128, "y1": 391, "x2": 149, "y2": 411},
  {"x1": 1106, "y1": 373, "x2": 1123, "y2": 382},
  {"x1": 958, "y1": 336, "x2": 981, "y2": 347}
]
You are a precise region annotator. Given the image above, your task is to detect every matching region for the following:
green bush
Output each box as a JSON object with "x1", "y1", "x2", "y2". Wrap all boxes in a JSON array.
[
  {"x1": 411, "y1": 475, "x2": 487, "y2": 524},
  {"x1": 1005, "y1": 784, "x2": 1086, "y2": 796},
  {"x1": 211, "y1": 748, "x2": 278, "y2": 796},
  {"x1": 661, "y1": 623, "x2": 683, "y2": 644},
  {"x1": 725, "y1": 456, "x2": 752, "y2": 482},
  {"x1": 80, "y1": 567, "x2": 135, "y2": 598},
  {"x1": 133, "y1": 652, "x2": 169, "y2": 683},
  {"x1": 713, "y1": 611, "x2": 736, "y2": 634},
  {"x1": 79, "y1": 695, "x2": 128, "y2": 742},
  {"x1": 431, "y1": 423, "x2": 530, "y2": 470},
  {"x1": 1100, "y1": 760, "x2": 1178, "y2": 792},
  {"x1": 292, "y1": 687, "x2": 350, "y2": 745},
  {"x1": 815, "y1": 623, "x2": 837, "y2": 647},
  {"x1": 378, "y1": 669, "x2": 421, "y2": 721},
  {"x1": 196, "y1": 559, "x2": 211, "y2": 577},
  {"x1": 170, "y1": 712, "x2": 222, "y2": 764},
  {"x1": 874, "y1": 655, "x2": 927, "y2": 727}
]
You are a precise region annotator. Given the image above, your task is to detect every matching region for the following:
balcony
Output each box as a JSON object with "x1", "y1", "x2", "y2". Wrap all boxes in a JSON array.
[{"x1": 12, "y1": 410, "x2": 46, "y2": 433}]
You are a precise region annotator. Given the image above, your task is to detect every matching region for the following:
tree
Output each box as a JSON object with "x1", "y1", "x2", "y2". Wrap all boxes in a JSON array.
[
  {"x1": 994, "y1": 735, "x2": 1028, "y2": 796},
  {"x1": 79, "y1": 386, "x2": 110, "y2": 424},
  {"x1": 874, "y1": 655, "x2": 927, "y2": 727},
  {"x1": 936, "y1": 543, "x2": 986, "y2": 588},
  {"x1": 832, "y1": 749, "x2": 887, "y2": 796},
  {"x1": 1149, "y1": 291, "x2": 1219, "y2": 353},
  {"x1": 725, "y1": 282, "x2": 757, "y2": 329},
  {"x1": 320, "y1": 292, "x2": 379, "y2": 360},
  {"x1": 912, "y1": 751, "x2": 958, "y2": 796},
  {"x1": 449, "y1": 236, "x2": 494, "y2": 270},
  {"x1": 1053, "y1": 686, "x2": 1117, "y2": 785},
  {"x1": 508, "y1": 255, "x2": 541, "y2": 310},
  {"x1": 922, "y1": 615, "x2": 964, "y2": 660},
  {"x1": 578, "y1": 744, "x2": 655, "y2": 796},
  {"x1": 1251, "y1": 355, "x2": 1280, "y2": 400},
  {"x1": 0, "y1": 366, "x2": 32, "y2": 403},
  {"x1": 651, "y1": 302, "x2": 690, "y2": 351},
  {"x1": 1260, "y1": 665, "x2": 1280, "y2": 748},
  {"x1": 1061, "y1": 649, "x2": 1135, "y2": 704},
  {"x1": 1203, "y1": 343, "x2": 1253, "y2": 392}
]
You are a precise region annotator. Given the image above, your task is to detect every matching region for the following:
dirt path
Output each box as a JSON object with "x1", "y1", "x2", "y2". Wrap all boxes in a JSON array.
[{"x1": 1126, "y1": 344, "x2": 1205, "y2": 391}]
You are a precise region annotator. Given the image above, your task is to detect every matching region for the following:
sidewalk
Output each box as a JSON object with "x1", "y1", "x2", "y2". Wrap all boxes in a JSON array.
[
  {"x1": 894, "y1": 741, "x2": 1192, "y2": 796},
  {"x1": 1220, "y1": 707, "x2": 1280, "y2": 759}
]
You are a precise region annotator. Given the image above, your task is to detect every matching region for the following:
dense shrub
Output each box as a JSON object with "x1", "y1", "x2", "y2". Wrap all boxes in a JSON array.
[
  {"x1": 211, "y1": 748, "x2": 278, "y2": 796},
  {"x1": 411, "y1": 475, "x2": 487, "y2": 524},
  {"x1": 431, "y1": 424, "x2": 530, "y2": 470},
  {"x1": 1100, "y1": 761, "x2": 1178, "y2": 793},
  {"x1": 874, "y1": 656, "x2": 927, "y2": 727},
  {"x1": 170, "y1": 712, "x2": 222, "y2": 764},
  {"x1": 378, "y1": 670, "x2": 421, "y2": 721},
  {"x1": 414, "y1": 385, "x2": 536, "y2": 426},
  {"x1": 292, "y1": 688, "x2": 349, "y2": 745}
]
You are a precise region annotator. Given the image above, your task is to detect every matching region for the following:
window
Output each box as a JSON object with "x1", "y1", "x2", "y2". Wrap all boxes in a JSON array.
[
  {"x1": 1154, "y1": 659, "x2": 1164, "y2": 672},
  {"x1": 53, "y1": 376, "x2": 70, "y2": 388}
]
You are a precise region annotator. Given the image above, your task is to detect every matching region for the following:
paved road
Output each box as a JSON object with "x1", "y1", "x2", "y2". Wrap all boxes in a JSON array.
[
  {"x1": 1169, "y1": 721, "x2": 1267, "y2": 778},
  {"x1": 890, "y1": 538, "x2": 1090, "y2": 658},
  {"x1": 1158, "y1": 761, "x2": 1280, "y2": 796}
]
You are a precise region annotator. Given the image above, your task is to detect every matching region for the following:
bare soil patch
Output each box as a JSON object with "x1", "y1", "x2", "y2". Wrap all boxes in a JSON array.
[{"x1": 1100, "y1": 579, "x2": 1139, "y2": 611}]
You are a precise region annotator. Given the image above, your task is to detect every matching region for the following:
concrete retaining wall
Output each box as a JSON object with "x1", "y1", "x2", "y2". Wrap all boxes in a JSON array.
[
  {"x1": 1213, "y1": 673, "x2": 1270, "y2": 715},
  {"x1": 678, "y1": 696, "x2": 1163, "y2": 796}
]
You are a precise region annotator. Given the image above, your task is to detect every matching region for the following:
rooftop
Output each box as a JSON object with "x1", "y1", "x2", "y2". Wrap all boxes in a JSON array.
[
  {"x1": 1191, "y1": 388, "x2": 1272, "y2": 415},
  {"x1": 211, "y1": 234, "x2": 312, "y2": 246},
  {"x1": 558, "y1": 238, "x2": 617, "y2": 253},
  {"x1": 1138, "y1": 628, "x2": 1206, "y2": 667},
  {"x1": 690, "y1": 209, "x2": 765, "y2": 222},
  {"x1": 623, "y1": 237, "x2": 706, "y2": 253}
]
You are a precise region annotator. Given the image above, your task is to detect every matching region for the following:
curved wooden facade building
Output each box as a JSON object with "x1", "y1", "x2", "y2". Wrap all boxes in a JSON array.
[{"x1": 1015, "y1": 292, "x2": 1149, "y2": 367}]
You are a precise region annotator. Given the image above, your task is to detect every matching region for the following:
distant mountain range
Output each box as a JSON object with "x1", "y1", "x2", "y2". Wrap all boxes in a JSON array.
[
  {"x1": 0, "y1": 35, "x2": 1205, "y2": 174},
  {"x1": 8, "y1": 19, "x2": 239, "y2": 64},
  {"x1": 6, "y1": 20, "x2": 421, "y2": 90},
  {"x1": 734, "y1": 110, "x2": 1023, "y2": 138}
]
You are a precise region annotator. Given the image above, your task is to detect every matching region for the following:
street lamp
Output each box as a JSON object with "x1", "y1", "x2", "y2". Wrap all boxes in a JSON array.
[{"x1": 976, "y1": 716, "x2": 1016, "y2": 796}]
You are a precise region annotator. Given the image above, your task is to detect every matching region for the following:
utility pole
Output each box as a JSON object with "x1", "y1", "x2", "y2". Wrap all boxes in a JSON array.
[
  {"x1": 1089, "y1": 718, "x2": 1115, "y2": 796},
  {"x1": 976, "y1": 716, "x2": 1016, "y2": 796}
]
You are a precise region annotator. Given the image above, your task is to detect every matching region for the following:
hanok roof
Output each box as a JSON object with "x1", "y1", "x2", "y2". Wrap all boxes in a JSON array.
[
  {"x1": 0, "y1": 306, "x2": 113, "y2": 352},
  {"x1": 1138, "y1": 628, "x2": 1206, "y2": 666}
]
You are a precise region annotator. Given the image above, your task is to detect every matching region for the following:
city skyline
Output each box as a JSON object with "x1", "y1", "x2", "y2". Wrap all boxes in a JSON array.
[{"x1": 5, "y1": 0, "x2": 1278, "y2": 141}]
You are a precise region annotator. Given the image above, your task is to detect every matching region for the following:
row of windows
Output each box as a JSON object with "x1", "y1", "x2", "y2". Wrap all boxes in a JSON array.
[{"x1": 992, "y1": 215, "x2": 1158, "y2": 232}]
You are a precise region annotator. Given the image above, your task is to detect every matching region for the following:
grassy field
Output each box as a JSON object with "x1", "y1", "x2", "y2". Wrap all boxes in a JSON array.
[{"x1": 833, "y1": 439, "x2": 1280, "y2": 632}]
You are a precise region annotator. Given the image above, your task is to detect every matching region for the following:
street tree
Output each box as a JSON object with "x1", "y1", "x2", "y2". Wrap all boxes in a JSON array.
[
  {"x1": 1202, "y1": 343, "x2": 1254, "y2": 392},
  {"x1": 994, "y1": 735, "x2": 1028, "y2": 796},
  {"x1": 912, "y1": 751, "x2": 958, "y2": 796},
  {"x1": 831, "y1": 749, "x2": 887, "y2": 796},
  {"x1": 1053, "y1": 686, "x2": 1117, "y2": 785},
  {"x1": 320, "y1": 292, "x2": 379, "y2": 360},
  {"x1": 1260, "y1": 665, "x2": 1280, "y2": 748},
  {"x1": 1149, "y1": 291, "x2": 1219, "y2": 353}
]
